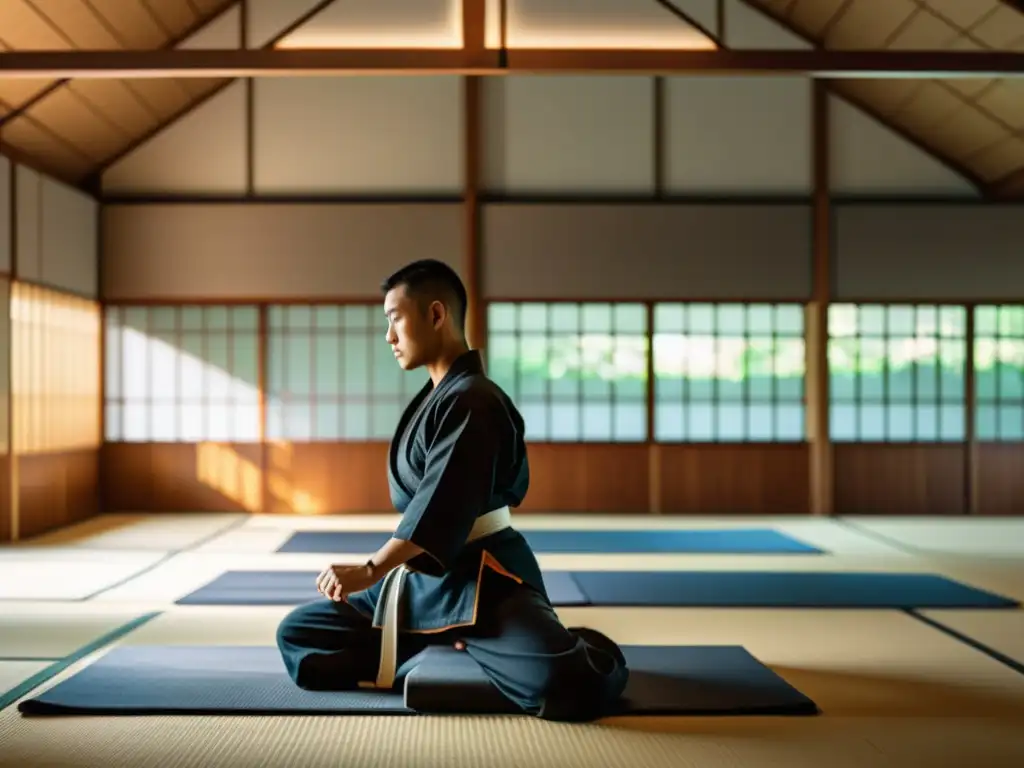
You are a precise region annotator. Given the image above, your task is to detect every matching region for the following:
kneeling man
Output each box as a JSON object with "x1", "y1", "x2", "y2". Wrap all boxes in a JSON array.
[{"x1": 276, "y1": 259, "x2": 628, "y2": 721}]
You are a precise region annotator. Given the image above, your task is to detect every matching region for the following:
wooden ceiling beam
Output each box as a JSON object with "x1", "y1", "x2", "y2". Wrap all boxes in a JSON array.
[{"x1": 2, "y1": 47, "x2": 1024, "y2": 78}]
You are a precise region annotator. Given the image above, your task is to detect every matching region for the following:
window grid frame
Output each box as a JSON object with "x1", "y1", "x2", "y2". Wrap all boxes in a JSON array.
[
  {"x1": 974, "y1": 304, "x2": 1024, "y2": 442},
  {"x1": 100, "y1": 300, "x2": 1024, "y2": 448},
  {"x1": 105, "y1": 305, "x2": 260, "y2": 443},
  {"x1": 265, "y1": 305, "x2": 424, "y2": 442},
  {"x1": 652, "y1": 302, "x2": 806, "y2": 444},
  {"x1": 828, "y1": 303, "x2": 967, "y2": 443},
  {"x1": 488, "y1": 301, "x2": 649, "y2": 444}
]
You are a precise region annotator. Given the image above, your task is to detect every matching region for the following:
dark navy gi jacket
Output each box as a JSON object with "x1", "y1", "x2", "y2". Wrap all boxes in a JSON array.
[{"x1": 346, "y1": 350, "x2": 548, "y2": 633}]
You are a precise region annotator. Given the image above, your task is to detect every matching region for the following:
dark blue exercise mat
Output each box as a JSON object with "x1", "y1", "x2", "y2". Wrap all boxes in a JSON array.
[
  {"x1": 17, "y1": 646, "x2": 409, "y2": 716},
  {"x1": 405, "y1": 644, "x2": 818, "y2": 716},
  {"x1": 174, "y1": 569, "x2": 589, "y2": 607},
  {"x1": 175, "y1": 570, "x2": 330, "y2": 606},
  {"x1": 569, "y1": 570, "x2": 1020, "y2": 609},
  {"x1": 276, "y1": 528, "x2": 823, "y2": 555},
  {"x1": 18, "y1": 644, "x2": 818, "y2": 717}
]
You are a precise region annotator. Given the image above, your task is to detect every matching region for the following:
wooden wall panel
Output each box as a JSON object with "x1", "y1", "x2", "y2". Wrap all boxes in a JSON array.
[
  {"x1": 101, "y1": 442, "x2": 658, "y2": 514},
  {"x1": 100, "y1": 444, "x2": 157, "y2": 511},
  {"x1": 17, "y1": 449, "x2": 99, "y2": 539},
  {"x1": 99, "y1": 440, "x2": 1024, "y2": 517},
  {"x1": 975, "y1": 443, "x2": 1024, "y2": 516},
  {"x1": 657, "y1": 444, "x2": 810, "y2": 515},
  {"x1": 518, "y1": 443, "x2": 651, "y2": 513},
  {"x1": 101, "y1": 443, "x2": 264, "y2": 513},
  {"x1": 834, "y1": 444, "x2": 965, "y2": 516},
  {"x1": 263, "y1": 442, "x2": 392, "y2": 514},
  {"x1": 97, "y1": 442, "x2": 813, "y2": 515}
]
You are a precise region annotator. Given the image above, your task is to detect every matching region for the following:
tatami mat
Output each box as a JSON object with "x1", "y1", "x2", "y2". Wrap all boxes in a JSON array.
[
  {"x1": 0, "y1": 710, "x2": 952, "y2": 768},
  {"x1": 88, "y1": 552, "x2": 345, "y2": 604},
  {"x1": 24, "y1": 604, "x2": 1024, "y2": 719},
  {"x1": 918, "y1": 558, "x2": 1024, "y2": 604},
  {"x1": 842, "y1": 517, "x2": 1024, "y2": 556},
  {"x1": 917, "y1": 609, "x2": 1024, "y2": 668},
  {"x1": 0, "y1": 661, "x2": 50, "y2": 698},
  {"x1": 188, "y1": 526, "x2": 300, "y2": 554},
  {"x1": 4, "y1": 605, "x2": 1024, "y2": 767},
  {"x1": 0, "y1": 546, "x2": 163, "y2": 563},
  {"x1": 18, "y1": 513, "x2": 247, "y2": 552},
  {"x1": 0, "y1": 552, "x2": 169, "y2": 601},
  {"x1": 4, "y1": 513, "x2": 1024, "y2": 767},
  {"x1": 0, "y1": 604, "x2": 151, "y2": 659},
  {"x1": 112, "y1": 606, "x2": 285, "y2": 647},
  {"x1": 552, "y1": 607, "x2": 1024, "y2": 718}
]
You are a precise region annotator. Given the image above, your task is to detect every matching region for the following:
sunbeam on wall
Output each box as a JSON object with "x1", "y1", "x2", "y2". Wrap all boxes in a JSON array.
[
  {"x1": 265, "y1": 441, "x2": 323, "y2": 515},
  {"x1": 194, "y1": 442, "x2": 263, "y2": 513},
  {"x1": 104, "y1": 306, "x2": 337, "y2": 513},
  {"x1": 11, "y1": 282, "x2": 101, "y2": 455},
  {"x1": 105, "y1": 306, "x2": 261, "y2": 443}
]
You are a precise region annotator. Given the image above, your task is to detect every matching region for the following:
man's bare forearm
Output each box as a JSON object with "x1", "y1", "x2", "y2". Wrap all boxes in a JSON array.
[{"x1": 368, "y1": 537, "x2": 424, "y2": 577}]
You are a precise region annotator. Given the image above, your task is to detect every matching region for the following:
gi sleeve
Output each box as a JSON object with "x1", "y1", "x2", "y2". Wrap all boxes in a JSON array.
[{"x1": 392, "y1": 392, "x2": 498, "y2": 572}]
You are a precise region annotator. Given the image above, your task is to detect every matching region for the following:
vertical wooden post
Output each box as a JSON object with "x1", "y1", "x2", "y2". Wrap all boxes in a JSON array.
[
  {"x1": 808, "y1": 81, "x2": 833, "y2": 516},
  {"x1": 462, "y1": 1, "x2": 485, "y2": 352},
  {"x1": 96, "y1": 177, "x2": 105, "y2": 515},
  {"x1": 242, "y1": 0, "x2": 255, "y2": 200},
  {"x1": 652, "y1": 77, "x2": 664, "y2": 197},
  {"x1": 463, "y1": 79, "x2": 483, "y2": 351},
  {"x1": 646, "y1": 302, "x2": 660, "y2": 513},
  {"x1": 1, "y1": 150, "x2": 14, "y2": 541},
  {"x1": 648, "y1": 76, "x2": 665, "y2": 514},
  {"x1": 257, "y1": 304, "x2": 268, "y2": 514},
  {"x1": 964, "y1": 304, "x2": 977, "y2": 515},
  {"x1": 8, "y1": 161, "x2": 19, "y2": 541}
]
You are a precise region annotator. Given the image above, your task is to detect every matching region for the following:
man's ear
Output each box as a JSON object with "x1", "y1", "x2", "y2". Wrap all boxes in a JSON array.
[{"x1": 430, "y1": 300, "x2": 447, "y2": 329}]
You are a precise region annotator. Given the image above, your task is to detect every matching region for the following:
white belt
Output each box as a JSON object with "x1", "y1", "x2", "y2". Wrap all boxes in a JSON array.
[{"x1": 358, "y1": 506, "x2": 512, "y2": 690}]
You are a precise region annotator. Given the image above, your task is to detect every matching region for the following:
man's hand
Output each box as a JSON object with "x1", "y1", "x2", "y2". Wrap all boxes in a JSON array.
[
  {"x1": 316, "y1": 562, "x2": 379, "y2": 602},
  {"x1": 314, "y1": 537, "x2": 424, "y2": 602}
]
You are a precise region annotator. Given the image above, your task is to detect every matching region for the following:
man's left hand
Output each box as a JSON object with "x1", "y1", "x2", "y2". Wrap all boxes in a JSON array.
[{"x1": 317, "y1": 563, "x2": 379, "y2": 602}]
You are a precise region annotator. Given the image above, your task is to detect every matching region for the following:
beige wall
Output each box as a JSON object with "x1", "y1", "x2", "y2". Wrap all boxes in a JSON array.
[
  {"x1": 14, "y1": 166, "x2": 98, "y2": 298},
  {"x1": 101, "y1": 203, "x2": 464, "y2": 300}
]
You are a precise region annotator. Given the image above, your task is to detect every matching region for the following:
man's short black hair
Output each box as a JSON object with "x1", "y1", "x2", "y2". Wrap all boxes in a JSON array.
[{"x1": 381, "y1": 259, "x2": 468, "y2": 332}]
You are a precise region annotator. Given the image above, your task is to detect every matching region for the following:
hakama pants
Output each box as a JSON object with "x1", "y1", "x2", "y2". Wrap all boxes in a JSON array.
[{"x1": 276, "y1": 570, "x2": 629, "y2": 722}]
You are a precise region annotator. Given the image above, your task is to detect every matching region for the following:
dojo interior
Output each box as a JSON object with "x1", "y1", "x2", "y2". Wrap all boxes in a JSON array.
[{"x1": 2, "y1": 0, "x2": 1024, "y2": 765}]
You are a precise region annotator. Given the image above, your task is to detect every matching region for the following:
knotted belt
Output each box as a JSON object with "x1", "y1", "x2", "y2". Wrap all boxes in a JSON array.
[{"x1": 357, "y1": 505, "x2": 512, "y2": 690}]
